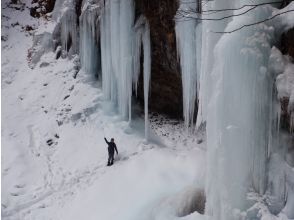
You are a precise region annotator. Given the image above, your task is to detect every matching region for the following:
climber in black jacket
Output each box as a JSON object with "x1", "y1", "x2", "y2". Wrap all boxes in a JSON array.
[{"x1": 104, "y1": 137, "x2": 118, "y2": 166}]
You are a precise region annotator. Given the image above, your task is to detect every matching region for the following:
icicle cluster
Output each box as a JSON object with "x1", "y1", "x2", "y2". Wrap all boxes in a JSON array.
[
  {"x1": 175, "y1": 0, "x2": 202, "y2": 128},
  {"x1": 79, "y1": 0, "x2": 151, "y2": 140}
]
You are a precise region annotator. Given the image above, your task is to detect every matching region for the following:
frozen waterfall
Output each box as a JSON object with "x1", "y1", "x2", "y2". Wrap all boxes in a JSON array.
[
  {"x1": 80, "y1": 0, "x2": 151, "y2": 140},
  {"x1": 201, "y1": 1, "x2": 292, "y2": 219}
]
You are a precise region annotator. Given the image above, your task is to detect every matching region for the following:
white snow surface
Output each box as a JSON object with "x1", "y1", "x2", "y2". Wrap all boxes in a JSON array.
[{"x1": 1, "y1": 1, "x2": 206, "y2": 220}]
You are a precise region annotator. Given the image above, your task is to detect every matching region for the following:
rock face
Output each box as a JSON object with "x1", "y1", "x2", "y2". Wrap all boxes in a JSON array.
[
  {"x1": 30, "y1": 0, "x2": 56, "y2": 18},
  {"x1": 134, "y1": 0, "x2": 183, "y2": 119},
  {"x1": 281, "y1": 28, "x2": 294, "y2": 59}
]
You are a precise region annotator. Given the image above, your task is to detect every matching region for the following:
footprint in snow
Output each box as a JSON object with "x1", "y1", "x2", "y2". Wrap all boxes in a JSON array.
[{"x1": 14, "y1": 184, "x2": 25, "y2": 189}]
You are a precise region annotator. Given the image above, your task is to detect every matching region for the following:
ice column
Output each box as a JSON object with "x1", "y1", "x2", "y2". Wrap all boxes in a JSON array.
[
  {"x1": 204, "y1": 2, "x2": 277, "y2": 219},
  {"x1": 175, "y1": 0, "x2": 201, "y2": 128}
]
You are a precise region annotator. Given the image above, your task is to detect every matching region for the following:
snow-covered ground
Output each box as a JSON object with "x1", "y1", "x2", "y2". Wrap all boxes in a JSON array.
[{"x1": 1, "y1": 1, "x2": 206, "y2": 220}]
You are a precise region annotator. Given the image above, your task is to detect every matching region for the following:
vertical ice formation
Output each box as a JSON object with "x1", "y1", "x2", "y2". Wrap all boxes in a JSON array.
[
  {"x1": 175, "y1": 0, "x2": 201, "y2": 128},
  {"x1": 99, "y1": 0, "x2": 151, "y2": 140},
  {"x1": 203, "y1": 2, "x2": 277, "y2": 219},
  {"x1": 53, "y1": 0, "x2": 79, "y2": 56},
  {"x1": 134, "y1": 16, "x2": 151, "y2": 140},
  {"x1": 80, "y1": 3, "x2": 102, "y2": 77}
]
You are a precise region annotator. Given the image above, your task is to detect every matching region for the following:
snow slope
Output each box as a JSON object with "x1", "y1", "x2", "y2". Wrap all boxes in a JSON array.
[{"x1": 1, "y1": 1, "x2": 206, "y2": 219}]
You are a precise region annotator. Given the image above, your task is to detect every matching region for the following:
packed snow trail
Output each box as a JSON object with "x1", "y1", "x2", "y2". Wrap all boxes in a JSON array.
[{"x1": 1, "y1": 1, "x2": 206, "y2": 220}]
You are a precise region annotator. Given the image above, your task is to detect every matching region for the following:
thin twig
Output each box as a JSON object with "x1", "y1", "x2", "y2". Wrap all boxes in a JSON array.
[{"x1": 212, "y1": 9, "x2": 294, "y2": 34}]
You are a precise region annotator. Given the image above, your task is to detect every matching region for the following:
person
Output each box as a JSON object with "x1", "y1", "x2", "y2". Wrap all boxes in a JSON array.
[{"x1": 104, "y1": 137, "x2": 118, "y2": 166}]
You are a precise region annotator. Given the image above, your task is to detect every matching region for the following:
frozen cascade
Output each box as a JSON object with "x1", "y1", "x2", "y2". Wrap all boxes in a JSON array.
[
  {"x1": 80, "y1": 3, "x2": 101, "y2": 77},
  {"x1": 175, "y1": 0, "x2": 201, "y2": 128},
  {"x1": 203, "y1": 1, "x2": 280, "y2": 219},
  {"x1": 99, "y1": 0, "x2": 151, "y2": 140}
]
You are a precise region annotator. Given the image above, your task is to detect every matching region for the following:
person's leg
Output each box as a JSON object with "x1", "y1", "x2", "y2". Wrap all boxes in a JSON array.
[
  {"x1": 107, "y1": 153, "x2": 111, "y2": 166},
  {"x1": 110, "y1": 153, "x2": 114, "y2": 165}
]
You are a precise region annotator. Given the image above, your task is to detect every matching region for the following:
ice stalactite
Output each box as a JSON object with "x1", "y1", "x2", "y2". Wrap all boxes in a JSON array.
[
  {"x1": 203, "y1": 2, "x2": 278, "y2": 219},
  {"x1": 53, "y1": 0, "x2": 79, "y2": 56},
  {"x1": 80, "y1": 3, "x2": 102, "y2": 77},
  {"x1": 175, "y1": 0, "x2": 201, "y2": 128},
  {"x1": 134, "y1": 16, "x2": 151, "y2": 141}
]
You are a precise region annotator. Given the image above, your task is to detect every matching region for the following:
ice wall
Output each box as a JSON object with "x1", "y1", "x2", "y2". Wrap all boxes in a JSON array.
[
  {"x1": 202, "y1": 1, "x2": 279, "y2": 219},
  {"x1": 175, "y1": 0, "x2": 201, "y2": 128}
]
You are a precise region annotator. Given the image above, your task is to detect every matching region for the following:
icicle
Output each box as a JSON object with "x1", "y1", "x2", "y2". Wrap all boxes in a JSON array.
[
  {"x1": 142, "y1": 21, "x2": 151, "y2": 141},
  {"x1": 134, "y1": 16, "x2": 151, "y2": 141},
  {"x1": 175, "y1": 0, "x2": 200, "y2": 128}
]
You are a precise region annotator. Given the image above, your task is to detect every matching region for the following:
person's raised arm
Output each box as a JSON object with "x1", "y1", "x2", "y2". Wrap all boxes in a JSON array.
[{"x1": 104, "y1": 137, "x2": 109, "y2": 144}]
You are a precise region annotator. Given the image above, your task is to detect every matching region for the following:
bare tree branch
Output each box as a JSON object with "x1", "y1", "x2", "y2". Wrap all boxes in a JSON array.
[
  {"x1": 212, "y1": 9, "x2": 294, "y2": 34},
  {"x1": 175, "y1": 1, "x2": 293, "y2": 21}
]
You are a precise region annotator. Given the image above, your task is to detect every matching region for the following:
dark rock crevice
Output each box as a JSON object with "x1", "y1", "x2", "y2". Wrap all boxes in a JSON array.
[{"x1": 278, "y1": 27, "x2": 294, "y2": 133}]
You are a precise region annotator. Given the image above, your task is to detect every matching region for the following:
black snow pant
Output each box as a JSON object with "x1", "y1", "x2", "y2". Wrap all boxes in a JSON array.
[{"x1": 108, "y1": 152, "x2": 114, "y2": 165}]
